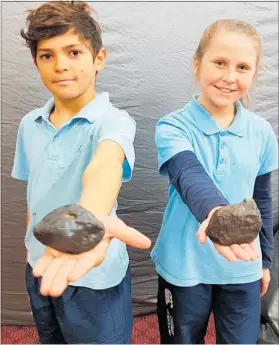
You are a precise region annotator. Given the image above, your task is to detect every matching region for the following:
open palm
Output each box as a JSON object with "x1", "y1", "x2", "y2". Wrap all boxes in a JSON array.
[
  {"x1": 197, "y1": 207, "x2": 260, "y2": 263},
  {"x1": 33, "y1": 216, "x2": 151, "y2": 297}
]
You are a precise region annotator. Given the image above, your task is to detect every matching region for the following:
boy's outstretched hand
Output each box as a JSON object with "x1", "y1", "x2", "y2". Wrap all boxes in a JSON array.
[
  {"x1": 197, "y1": 206, "x2": 260, "y2": 263},
  {"x1": 33, "y1": 216, "x2": 151, "y2": 297}
]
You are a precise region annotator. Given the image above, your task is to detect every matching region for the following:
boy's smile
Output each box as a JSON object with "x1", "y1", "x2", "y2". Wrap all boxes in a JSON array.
[{"x1": 53, "y1": 78, "x2": 77, "y2": 86}]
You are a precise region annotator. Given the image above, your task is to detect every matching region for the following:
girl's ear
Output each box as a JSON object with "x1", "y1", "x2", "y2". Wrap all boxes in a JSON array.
[{"x1": 193, "y1": 57, "x2": 200, "y2": 78}]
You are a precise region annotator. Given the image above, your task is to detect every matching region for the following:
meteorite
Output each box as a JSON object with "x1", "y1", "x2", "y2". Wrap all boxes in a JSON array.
[
  {"x1": 205, "y1": 199, "x2": 262, "y2": 246},
  {"x1": 33, "y1": 204, "x2": 105, "y2": 254}
]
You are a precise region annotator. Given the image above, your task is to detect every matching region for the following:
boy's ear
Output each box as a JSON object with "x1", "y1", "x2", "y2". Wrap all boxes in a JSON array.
[{"x1": 94, "y1": 47, "x2": 107, "y2": 72}]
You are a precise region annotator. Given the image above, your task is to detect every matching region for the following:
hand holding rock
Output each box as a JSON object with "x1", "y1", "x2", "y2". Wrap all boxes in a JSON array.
[
  {"x1": 205, "y1": 199, "x2": 262, "y2": 246},
  {"x1": 34, "y1": 204, "x2": 105, "y2": 254}
]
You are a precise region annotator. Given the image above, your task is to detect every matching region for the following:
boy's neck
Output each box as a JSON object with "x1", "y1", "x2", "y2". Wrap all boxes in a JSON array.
[{"x1": 50, "y1": 89, "x2": 96, "y2": 129}]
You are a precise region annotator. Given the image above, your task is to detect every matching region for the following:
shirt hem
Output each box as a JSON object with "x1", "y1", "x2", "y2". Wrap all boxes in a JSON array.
[
  {"x1": 153, "y1": 259, "x2": 263, "y2": 287},
  {"x1": 11, "y1": 171, "x2": 29, "y2": 181},
  {"x1": 257, "y1": 165, "x2": 278, "y2": 176}
]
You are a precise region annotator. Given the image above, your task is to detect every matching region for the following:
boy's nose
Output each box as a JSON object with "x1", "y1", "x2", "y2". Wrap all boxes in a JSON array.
[
  {"x1": 55, "y1": 66, "x2": 68, "y2": 72},
  {"x1": 55, "y1": 56, "x2": 70, "y2": 72}
]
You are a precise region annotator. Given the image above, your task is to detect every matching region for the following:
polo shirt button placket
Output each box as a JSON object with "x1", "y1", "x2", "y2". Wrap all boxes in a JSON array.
[
  {"x1": 47, "y1": 134, "x2": 59, "y2": 162},
  {"x1": 217, "y1": 132, "x2": 227, "y2": 174},
  {"x1": 53, "y1": 134, "x2": 64, "y2": 175},
  {"x1": 218, "y1": 157, "x2": 226, "y2": 174}
]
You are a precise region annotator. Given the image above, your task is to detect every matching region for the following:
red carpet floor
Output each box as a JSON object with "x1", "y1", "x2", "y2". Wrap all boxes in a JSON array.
[{"x1": 1, "y1": 314, "x2": 216, "y2": 344}]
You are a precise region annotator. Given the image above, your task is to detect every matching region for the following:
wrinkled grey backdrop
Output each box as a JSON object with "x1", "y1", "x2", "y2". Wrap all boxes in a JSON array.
[{"x1": 2, "y1": 1, "x2": 278, "y2": 325}]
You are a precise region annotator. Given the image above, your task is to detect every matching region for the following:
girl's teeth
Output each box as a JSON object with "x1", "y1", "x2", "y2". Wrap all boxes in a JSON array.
[{"x1": 219, "y1": 88, "x2": 232, "y2": 93}]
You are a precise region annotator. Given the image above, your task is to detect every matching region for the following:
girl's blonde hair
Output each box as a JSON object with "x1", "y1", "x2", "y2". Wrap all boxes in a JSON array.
[{"x1": 193, "y1": 19, "x2": 262, "y2": 107}]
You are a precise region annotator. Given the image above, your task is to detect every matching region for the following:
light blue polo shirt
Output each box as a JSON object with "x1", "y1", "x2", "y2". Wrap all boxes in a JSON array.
[
  {"x1": 12, "y1": 92, "x2": 136, "y2": 290},
  {"x1": 151, "y1": 95, "x2": 278, "y2": 287}
]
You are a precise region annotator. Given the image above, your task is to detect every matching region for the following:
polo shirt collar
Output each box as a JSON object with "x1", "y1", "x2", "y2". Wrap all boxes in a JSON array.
[
  {"x1": 33, "y1": 92, "x2": 112, "y2": 123},
  {"x1": 189, "y1": 94, "x2": 245, "y2": 137}
]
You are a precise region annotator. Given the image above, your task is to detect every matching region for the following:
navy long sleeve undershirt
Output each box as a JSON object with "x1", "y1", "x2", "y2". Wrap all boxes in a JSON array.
[
  {"x1": 165, "y1": 150, "x2": 273, "y2": 268},
  {"x1": 165, "y1": 150, "x2": 229, "y2": 223},
  {"x1": 253, "y1": 172, "x2": 273, "y2": 269}
]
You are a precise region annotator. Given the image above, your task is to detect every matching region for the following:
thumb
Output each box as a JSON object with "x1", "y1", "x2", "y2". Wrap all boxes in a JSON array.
[
  {"x1": 111, "y1": 225, "x2": 151, "y2": 249},
  {"x1": 197, "y1": 218, "x2": 209, "y2": 244},
  {"x1": 101, "y1": 217, "x2": 151, "y2": 249}
]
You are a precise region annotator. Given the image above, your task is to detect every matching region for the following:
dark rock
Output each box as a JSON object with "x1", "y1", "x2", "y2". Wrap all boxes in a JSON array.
[
  {"x1": 206, "y1": 199, "x2": 262, "y2": 246},
  {"x1": 33, "y1": 204, "x2": 105, "y2": 254}
]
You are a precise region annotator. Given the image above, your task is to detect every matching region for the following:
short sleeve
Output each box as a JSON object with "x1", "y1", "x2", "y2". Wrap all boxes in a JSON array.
[
  {"x1": 11, "y1": 120, "x2": 29, "y2": 181},
  {"x1": 258, "y1": 122, "x2": 278, "y2": 176},
  {"x1": 155, "y1": 115, "x2": 194, "y2": 176},
  {"x1": 98, "y1": 111, "x2": 136, "y2": 182}
]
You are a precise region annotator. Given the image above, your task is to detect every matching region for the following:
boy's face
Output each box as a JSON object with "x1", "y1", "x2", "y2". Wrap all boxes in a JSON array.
[{"x1": 36, "y1": 30, "x2": 106, "y2": 101}]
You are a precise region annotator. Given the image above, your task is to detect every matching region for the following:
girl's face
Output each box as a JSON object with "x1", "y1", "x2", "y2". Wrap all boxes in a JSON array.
[{"x1": 194, "y1": 30, "x2": 258, "y2": 113}]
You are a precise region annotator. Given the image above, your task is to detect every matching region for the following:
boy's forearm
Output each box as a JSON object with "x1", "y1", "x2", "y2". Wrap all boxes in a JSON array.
[{"x1": 79, "y1": 162, "x2": 123, "y2": 217}]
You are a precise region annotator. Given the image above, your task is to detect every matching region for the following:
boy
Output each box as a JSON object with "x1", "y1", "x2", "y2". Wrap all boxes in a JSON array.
[{"x1": 11, "y1": 1, "x2": 150, "y2": 343}]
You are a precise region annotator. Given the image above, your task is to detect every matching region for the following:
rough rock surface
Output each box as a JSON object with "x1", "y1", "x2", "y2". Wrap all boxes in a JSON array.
[
  {"x1": 34, "y1": 204, "x2": 105, "y2": 254},
  {"x1": 206, "y1": 199, "x2": 262, "y2": 246}
]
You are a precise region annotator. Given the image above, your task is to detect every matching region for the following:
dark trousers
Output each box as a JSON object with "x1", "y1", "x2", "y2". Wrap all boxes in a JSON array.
[
  {"x1": 157, "y1": 275, "x2": 261, "y2": 344},
  {"x1": 26, "y1": 263, "x2": 133, "y2": 344}
]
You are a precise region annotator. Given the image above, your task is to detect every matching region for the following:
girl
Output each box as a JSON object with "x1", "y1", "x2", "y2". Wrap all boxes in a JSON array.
[{"x1": 151, "y1": 19, "x2": 278, "y2": 344}]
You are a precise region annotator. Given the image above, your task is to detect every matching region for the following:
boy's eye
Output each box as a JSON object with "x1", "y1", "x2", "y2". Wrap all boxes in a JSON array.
[
  {"x1": 70, "y1": 50, "x2": 82, "y2": 57},
  {"x1": 40, "y1": 53, "x2": 52, "y2": 60}
]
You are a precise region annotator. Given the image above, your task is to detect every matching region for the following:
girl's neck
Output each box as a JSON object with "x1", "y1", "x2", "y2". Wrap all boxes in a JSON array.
[{"x1": 197, "y1": 95, "x2": 236, "y2": 130}]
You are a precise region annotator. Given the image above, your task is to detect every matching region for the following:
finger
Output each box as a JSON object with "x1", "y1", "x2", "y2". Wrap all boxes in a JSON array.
[
  {"x1": 214, "y1": 244, "x2": 237, "y2": 263},
  {"x1": 48, "y1": 259, "x2": 78, "y2": 297},
  {"x1": 40, "y1": 257, "x2": 68, "y2": 296},
  {"x1": 32, "y1": 253, "x2": 54, "y2": 278},
  {"x1": 230, "y1": 244, "x2": 251, "y2": 262},
  {"x1": 68, "y1": 238, "x2": 111, "y2": 282},
  {"x1": 260, "y1": 284, "x2": 268, "y2": 297},
  {"x1": 240, "y1": 244, "x2": 258, "y2": 261},
  {"x1": 197, "y1": 219, "x2": 210, "y2": 244},
  {"x1": 249, "y1": 241, "x2": 260, "y2": 258},
  {"x1": 104, "y1": 220, "x2": 151, "y2": 249}
]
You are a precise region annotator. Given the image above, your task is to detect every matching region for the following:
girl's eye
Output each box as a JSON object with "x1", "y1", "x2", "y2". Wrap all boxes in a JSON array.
[
  {"x1": 239, "y1": 65, "x2": 249, "y2": 71},
  {"x1": 40, "y1": 53, "x2": 52, "y2": 60},
  {"x1": 215, "y1": 61, "x2": 225, "y2": 66},
  {"x1": 70, "y1": 50, "x2": 82, "y2": 57}
]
